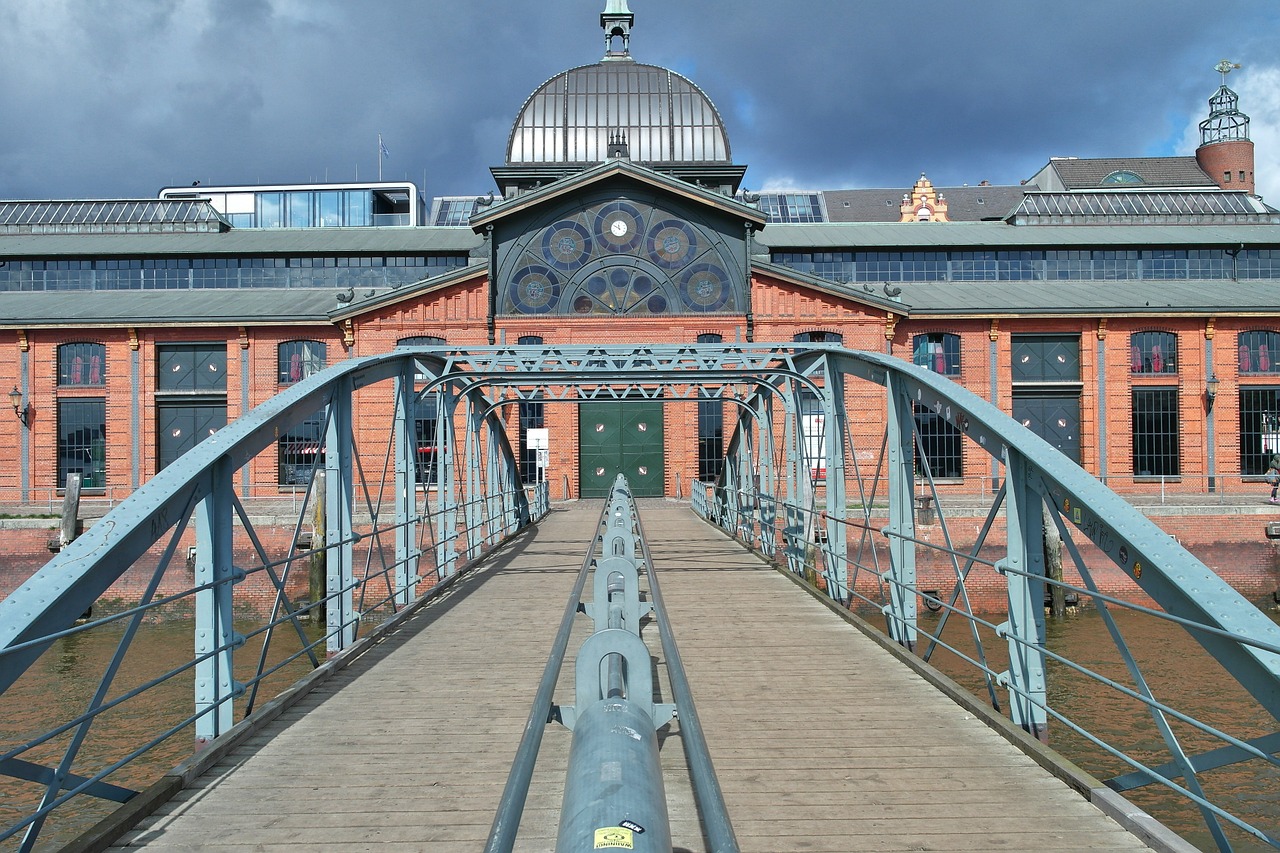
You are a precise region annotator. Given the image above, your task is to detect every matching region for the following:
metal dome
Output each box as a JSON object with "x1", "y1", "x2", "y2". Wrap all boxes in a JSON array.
[{"x1": 505, "y1": 61, "x2": 732, "y2": 166}]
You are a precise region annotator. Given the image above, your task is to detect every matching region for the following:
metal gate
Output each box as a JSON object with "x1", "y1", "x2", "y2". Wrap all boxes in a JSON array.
[{"x1": 578, "y1": 400, "x2": 664, "y2": 497}]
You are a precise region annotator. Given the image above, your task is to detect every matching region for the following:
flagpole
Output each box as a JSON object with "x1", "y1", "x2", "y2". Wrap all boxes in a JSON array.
[{"x1": 378, "y1": 134, "x2": 383, "y2": 182}]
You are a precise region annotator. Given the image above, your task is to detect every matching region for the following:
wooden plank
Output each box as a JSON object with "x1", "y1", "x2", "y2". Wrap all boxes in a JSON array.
[{"x1": 112, "y1": 501, "x2": 1157, "y2": 852}]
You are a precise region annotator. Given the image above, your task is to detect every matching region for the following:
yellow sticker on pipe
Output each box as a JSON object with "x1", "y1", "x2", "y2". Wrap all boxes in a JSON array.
[{"x1": 594, "y1": 826, "x2": 635, "y2": 849}]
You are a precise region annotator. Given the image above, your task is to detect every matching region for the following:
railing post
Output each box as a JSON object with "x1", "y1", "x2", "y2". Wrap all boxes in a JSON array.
[
  {"x1": 393, "y1": 366, "x2": 418, "y2": 607},
  {"x1": 194, "y1": 459, "x2": 239, "y2": 745},
  {"x1": 822, "y1": 362, "x2": 849, "y2": 604},
  {"x1": 782, "y1": 379, "x2": 806, "y2": 577},
  {"x1": 884, "y1": 374, "x2": 918, "y2": 650},
  {"x1": 325, "y1": 381, "x2": 356, "y2": 654},
  {"x1": 756, "y1": 392, "x2": 778, "y2": 559},
  {"x1": 998, "y1": 450, "x2": 1049, "y2": 741},
  {"x1": 436, "y1": 385, "x2": 461, "y2": 577}
]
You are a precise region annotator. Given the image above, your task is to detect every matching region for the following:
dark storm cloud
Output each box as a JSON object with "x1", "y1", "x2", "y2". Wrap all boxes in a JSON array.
[{"x1": 0, "y1": 0, "x2": 1276, "y2": 202}]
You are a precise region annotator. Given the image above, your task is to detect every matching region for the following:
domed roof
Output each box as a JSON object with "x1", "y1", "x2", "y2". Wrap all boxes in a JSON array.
[{"x1": 506, "y1": 60, "x2": 732, "y2": 166}]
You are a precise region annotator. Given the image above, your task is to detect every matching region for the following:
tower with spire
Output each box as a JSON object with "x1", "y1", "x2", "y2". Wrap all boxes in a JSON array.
[
  {"x1": 601, "y1": 0, "x2": 634, "y2": 60},
  {"x1": 1195, "y1": 60, "x2": 1255, "y2": 195}
]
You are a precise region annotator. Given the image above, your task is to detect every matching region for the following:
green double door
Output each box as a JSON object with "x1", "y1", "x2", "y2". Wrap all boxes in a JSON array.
[{"x1": 579, "y1": 400, "x2": 665, "y2": 497}]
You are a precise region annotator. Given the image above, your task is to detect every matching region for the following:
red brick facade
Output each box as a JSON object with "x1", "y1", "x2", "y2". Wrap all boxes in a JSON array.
[{"x1": 1196, "y1": 139, "x2": 1256, "y2": 194}]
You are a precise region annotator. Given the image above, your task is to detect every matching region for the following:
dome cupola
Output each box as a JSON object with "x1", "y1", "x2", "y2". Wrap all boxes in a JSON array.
[{"x1": 492, "y1": 1, "x2": 745, "y2": 197}]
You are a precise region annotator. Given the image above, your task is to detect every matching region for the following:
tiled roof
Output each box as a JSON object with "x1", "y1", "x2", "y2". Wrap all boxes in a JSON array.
[
  {"x1": 1047, "y1": 157, "x2": 1216, "y2": 189},
  {"x1": 822, "y1": 186, "x2": 1029, "y2": 222}
]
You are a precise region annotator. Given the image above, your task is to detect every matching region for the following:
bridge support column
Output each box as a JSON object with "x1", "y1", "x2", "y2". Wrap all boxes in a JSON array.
[
  {"x1": 393, "y1": 369, "x2": 418, "y2": 608},
  {"x1": 781, "y1": 379, "x2": 806, "y2": 578},
  {"x1": 195, "y1": 460, "x2": 239, "y2": 745},
  {"x1": 821, "y1": 363, "x2": 849, "y2": 604},
  {"x1": 325, "y1": 381, "x2": 356, "y2": 655},
  {"x1": 998, "y1": 451, "x2": 1049, "y2": 741},
  {"x1": 436, "y1": 385, "x2": 461, "y2": 577},
  {"x1": 884, "y1": 375, "x2": 918, "y2": 649},
  {"x1": 754, "y1": 392, "x2": 778, "y2": 559}
]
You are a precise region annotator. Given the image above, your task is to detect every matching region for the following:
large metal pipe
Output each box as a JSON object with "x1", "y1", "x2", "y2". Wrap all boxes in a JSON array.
[{"x1": 555, "y1": 697, "x2": 671, "y2": 853}]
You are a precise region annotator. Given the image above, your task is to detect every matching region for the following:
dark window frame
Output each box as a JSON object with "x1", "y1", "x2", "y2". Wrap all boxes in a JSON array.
[
  {"x1": 1129, "y1": 331, "x2": 1177, "y2": 375},
  {"x1": 912, "y1": 332, "x2": 961, "y2": 377},
  {"x1": 57, "y1": 397, "x2": 106, "y2": 490},
  {"x1": 277, "y1": 339, "x2": 327, "y2": 385},
  {"x1": 58, "y1": 342, "x2": 107, "y2": 387}
]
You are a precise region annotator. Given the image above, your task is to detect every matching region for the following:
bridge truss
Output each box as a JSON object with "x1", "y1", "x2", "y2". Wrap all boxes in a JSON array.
[{"x1": 0, "y1": 343, "x2": 1277, "y2": 851}]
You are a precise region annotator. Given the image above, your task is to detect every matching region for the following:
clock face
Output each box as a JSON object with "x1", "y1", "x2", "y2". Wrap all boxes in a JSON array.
[{"x1": 609, "y1": 219, "x2": 628, "y2": 237}]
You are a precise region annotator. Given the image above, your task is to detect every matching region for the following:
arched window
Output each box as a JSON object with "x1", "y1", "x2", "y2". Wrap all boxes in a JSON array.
[
  {"x1": 278, "y1": 340, "x2": 326, "y2": 385},
  {"x1": 1238, "y1": 330, "x2": 1280, "y2": 374},
  {"x1": 912, "y1": 333, "x2": 961, "y2": 376},
  {"x1": 793, "y1": 331, "x2": 842, "y2": 344},
  {"x1": 58, "y1": 342, "x2": 106, "y2": 386},
  {"x1": 1101, "y1": 170, "x2": 1145, "y2": 185},
  {"x1": 395, "y1": 335, "x2": 447, "y2": 347},
  {"x1": 1129, "y1": 331, "x2": 1176, "y2": 374},
  {"x1": 397, "y1": 336, "x2": 447, "y2": 383}
]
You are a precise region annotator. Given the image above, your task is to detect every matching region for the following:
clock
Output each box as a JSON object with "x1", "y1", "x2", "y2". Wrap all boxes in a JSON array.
[{"x1": 593, "y1": 201, "x2": 643, "y2": 252}]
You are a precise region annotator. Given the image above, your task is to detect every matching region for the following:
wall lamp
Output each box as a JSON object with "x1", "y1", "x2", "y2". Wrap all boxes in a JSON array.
[
  {"x1": 1205, "y1": 374, "x2": 1220, "y2": 411},
  {"x1": 9, "y1": 385, "x2": 28, "y2": 426}
]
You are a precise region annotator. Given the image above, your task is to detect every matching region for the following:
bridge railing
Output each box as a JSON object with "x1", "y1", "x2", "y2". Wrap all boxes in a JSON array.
[
  {"x1": 0, "y1": 349, "x2": 545, "y2": 852},
  {"x1": 697, "y1": 345, "x2": 1280, "y2": 853}
]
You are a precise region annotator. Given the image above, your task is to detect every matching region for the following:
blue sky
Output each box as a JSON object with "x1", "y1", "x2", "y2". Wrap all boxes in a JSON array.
[{"x1": 1, "y1": 1, "x2": 1277, "y2": 203}]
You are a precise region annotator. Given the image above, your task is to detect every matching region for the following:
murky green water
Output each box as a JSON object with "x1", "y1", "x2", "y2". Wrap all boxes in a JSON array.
[
  {"x1": 919, "y1": 600, "x2": 1280, "y2": 852},
  {"x1": 0, "y1": 618, "x2": 321, "y2": 851}
]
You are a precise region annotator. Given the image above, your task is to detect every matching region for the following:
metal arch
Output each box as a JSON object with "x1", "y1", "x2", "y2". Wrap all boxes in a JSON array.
[{"x1": 711, "y1": 345, "x2": 1280, "y2": 720}]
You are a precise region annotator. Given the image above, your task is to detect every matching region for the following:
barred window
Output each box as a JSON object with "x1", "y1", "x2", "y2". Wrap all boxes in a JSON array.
[
  {"x1": 278, "y1": 340, "x2": 326, "y2": 385},
  {"x1": 1239, "y1": 388, "x2": 1280, "y2": 475},
  {"x1": 912, "y1": 333, "x2": 961, "y2": 376},
  {"x1": 697, "y1": 333, "x2": 724, "y2": 482},
  {"x1": 415, "y1": 394, "x2": 440, "y2": 486},
  {"x1": 1129, "y1": 331, "x2": 1177, "y2": 374},
  {"x1": 58, "y1": 398, "x2": 106, "y2": 489},
  {"x1": 58, "y1": 342, "x2": 106, "y2": 386},
  {"x1": 1132, "y1": 388, "x2": 1180, "y2": 477},
  {"x1": 1238, "y1": 330, "x2": 1280, "y2": 375},
  {"x1": 914, "y1": 404, "x2": 963, "y2": 478},
  {"x1": 278, "y1": 411, "x2": 324, "y2": 486}
]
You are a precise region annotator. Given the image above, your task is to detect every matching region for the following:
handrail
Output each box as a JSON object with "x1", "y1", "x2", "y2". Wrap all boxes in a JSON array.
[
  {"x1": 484, "y1": 493, "x2": 610, "y2": 853},
  {"x1": 487, "y1": 475, "x2": 737, "y2": 852}
]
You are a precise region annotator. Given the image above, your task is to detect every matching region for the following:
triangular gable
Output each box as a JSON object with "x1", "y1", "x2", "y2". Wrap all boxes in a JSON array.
[{"x1": 470, "y1": 159, "x2": 767, "y2": 234}]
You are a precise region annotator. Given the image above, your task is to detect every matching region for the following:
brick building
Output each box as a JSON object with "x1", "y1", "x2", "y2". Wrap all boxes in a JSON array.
[{"x1": 3, "y1": 2, "x2": 1280, "y2": 505}]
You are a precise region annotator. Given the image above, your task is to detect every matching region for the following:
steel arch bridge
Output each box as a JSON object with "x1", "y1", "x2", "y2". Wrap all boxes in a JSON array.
[{"x1": 2, "y1": 343, "x2": 1279, "y2": 852}]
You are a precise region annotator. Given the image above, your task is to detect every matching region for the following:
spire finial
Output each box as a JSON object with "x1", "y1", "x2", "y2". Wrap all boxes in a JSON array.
[
  {"x1": 601, "y1": 0, "x2": 634, "y2": 60},
  {"x1": 1200, "y1": 61, "x2": 1250, "y2": 146}
]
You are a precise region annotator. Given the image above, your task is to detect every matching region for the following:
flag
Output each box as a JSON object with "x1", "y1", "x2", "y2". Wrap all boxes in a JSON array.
[{"x1": 379, "y1": 134, "x2": 389, "y2": 160}]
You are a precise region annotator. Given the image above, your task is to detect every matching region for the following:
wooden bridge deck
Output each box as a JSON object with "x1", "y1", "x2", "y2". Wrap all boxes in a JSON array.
[{"x1": 110, "y1": 501, "x2": 1161, "y2": 852}]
